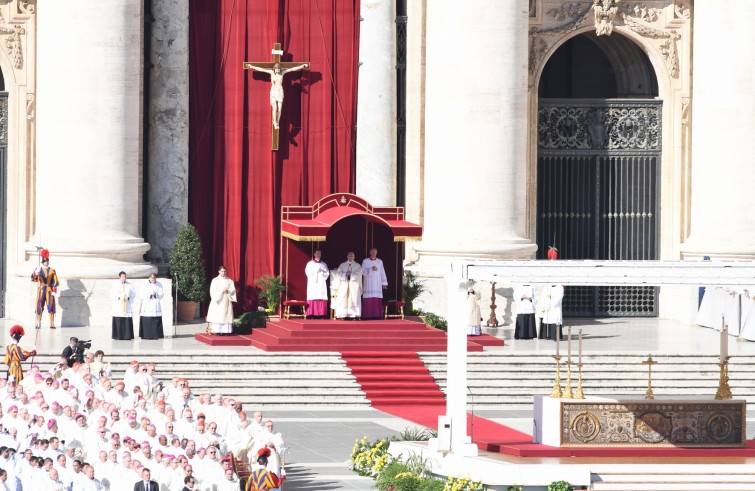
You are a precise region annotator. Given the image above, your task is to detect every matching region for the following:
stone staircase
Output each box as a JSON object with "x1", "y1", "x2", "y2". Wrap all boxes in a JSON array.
[
  {"x1": 589, "y1": 464, "x2": 755, "y2": 491},
  {"x1": 422, "y1": 353, "x2": 755, "y2": 409},
  {"x1": 28, "y1": 352, "x2": 755, "y2": 410},
  {"x1": 30, "y1": 353, "x2": 370, "y2": 408}
]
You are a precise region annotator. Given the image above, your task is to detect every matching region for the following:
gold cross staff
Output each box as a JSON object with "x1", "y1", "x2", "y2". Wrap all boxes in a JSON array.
[
  {"x1": 642, "y1": 355, "x2": 658, "y2": 400},
  {"x1": 243, "y1": 43, "x2": 310, "y2": 150}
]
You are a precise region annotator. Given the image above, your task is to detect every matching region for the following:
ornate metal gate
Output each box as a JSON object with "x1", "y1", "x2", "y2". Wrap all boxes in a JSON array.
[
  {"x1": 0, "y1": 93, "x2": 6, "y2": 317},
  {"x1": 536, "y1": 99, "x2": 661, "y2": 316}
]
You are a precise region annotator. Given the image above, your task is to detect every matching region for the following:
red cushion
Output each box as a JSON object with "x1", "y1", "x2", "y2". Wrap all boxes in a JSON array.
[{"x1": 384, "y1": 300, "x2": 405, "y2": 307}]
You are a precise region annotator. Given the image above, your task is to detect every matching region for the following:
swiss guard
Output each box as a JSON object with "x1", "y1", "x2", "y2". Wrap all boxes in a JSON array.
[
  {"x1": 3, "y1": 325, "x2": 36, "y2": 382},
  {"x1": 244, "y1": 447, "x2": 282, "y2": 491},
  {"x1": 31, "y1": 248, "x2": 60, "y2": 329}
]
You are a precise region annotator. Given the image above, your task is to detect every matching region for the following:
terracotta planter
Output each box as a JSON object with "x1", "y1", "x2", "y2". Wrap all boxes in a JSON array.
[{"x1": 176, "y1": 301, "x2": 197, "y2": 321}]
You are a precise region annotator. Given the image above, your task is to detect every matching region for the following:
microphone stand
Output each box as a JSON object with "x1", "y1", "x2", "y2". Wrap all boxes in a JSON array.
[{"x1": 174, "y1": 272, "x2": 179, "y2": 335}]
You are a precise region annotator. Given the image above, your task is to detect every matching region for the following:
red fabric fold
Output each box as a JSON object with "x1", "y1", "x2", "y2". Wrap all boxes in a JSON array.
[{"x1": 189, "y1": 0, "x2": 359, "y2": 311}]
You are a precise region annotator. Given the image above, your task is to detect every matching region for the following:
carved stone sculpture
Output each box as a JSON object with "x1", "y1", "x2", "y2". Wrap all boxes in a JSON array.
[{"x1": 593, "y1": 0, "x2": 620, "y2": 36}]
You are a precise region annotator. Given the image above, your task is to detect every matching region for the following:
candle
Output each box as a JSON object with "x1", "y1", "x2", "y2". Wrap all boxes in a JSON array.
[
  {"x1": 567, "y1": 326, "x2": 572, "y2": 364},
  {"x1": 720, "y1": 316, "x2": 726, "y2": 364},
  {"x1": 556, "y1": 326, "x2": 560, "y2": 356},
  {"x1": 723, "y1": 323, "x2": 729, "y2": 362},
  {"x1": 579, "y1": 329, "x2": 583, "y2": 365}
]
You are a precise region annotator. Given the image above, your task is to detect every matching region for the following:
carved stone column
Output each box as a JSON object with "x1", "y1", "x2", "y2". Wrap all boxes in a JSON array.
[
  {"x1": 146, "y1": 0, "x2": 190, "y2": 266},
  {"x1": 682, "y1": 0, "x2": 755, "y2": 259},
  {"x1": 415, "y1": 0, "x2": 536, "y2": 260},
  {"x1": 35, "y1": 0, "x2": 154, "y2": 277},
  {"x1": 356, "y1": 0, "x2": 397, "y2": 206}
]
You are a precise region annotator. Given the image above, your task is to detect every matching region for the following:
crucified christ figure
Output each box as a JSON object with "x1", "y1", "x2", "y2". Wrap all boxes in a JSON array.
[{"x1": 245, "y1": 61, "x2": 309, "y2": 129}]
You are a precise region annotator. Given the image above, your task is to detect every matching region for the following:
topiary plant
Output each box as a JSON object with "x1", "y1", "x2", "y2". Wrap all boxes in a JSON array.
[{"x1": 168, "y1": 224, "x2": 208, "y2": 302}]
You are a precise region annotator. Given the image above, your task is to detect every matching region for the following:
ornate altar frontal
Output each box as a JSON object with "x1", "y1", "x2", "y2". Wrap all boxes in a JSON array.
[{"x1": 534, "y1": 396, "x2": 746, "y2": 448}]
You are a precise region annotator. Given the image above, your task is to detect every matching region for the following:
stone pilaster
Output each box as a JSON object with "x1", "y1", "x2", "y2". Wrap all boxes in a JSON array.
[
  {"x1": 35, "y1": 0, "x2": 155, "y2": 277},
  {"x1": 146, "y1": 0, "x2": 190, "y2": 266},
  {"x1": 414, "y1": 0, "x2": 536, "y2": 260},
  {"x1": 682, "y1": 0, "x2": 755, "y2": 259},
  {"x1": 355, "y1": 0, "x2": 397, "y2": 206}
]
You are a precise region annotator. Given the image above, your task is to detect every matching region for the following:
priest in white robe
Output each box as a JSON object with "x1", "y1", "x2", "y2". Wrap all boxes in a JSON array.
[
  {"x1": 138, "y1": 273, "x2": 164, "y2": 340},
  {"x1": 537, "y1": 284, "x2": 564, "y2": 341},
  {"x1": 361, "y1": 248, "x2": 388, "y2": 319},
  {"x1": 206, "y1": 265, "x2": 237, "y2": 335},
  {"x1": 304, "y1": 250, "x2": 329, "y2": 318},
  {"x1": 513, "y1": 284, "x2": 537, "y2": 340},
  {"x1": 467, "y1": 285, "x2": 482, "y2": 336},
  {"x1": 332, "y1": 252, "x2": 362, "y2": 319},
  {"x1": 111, "y1": 271, "x2": 136, "y2": 340}
]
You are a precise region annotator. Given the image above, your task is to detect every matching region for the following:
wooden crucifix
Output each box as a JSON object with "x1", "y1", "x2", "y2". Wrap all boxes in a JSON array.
[{"x1": 243, "y1": 43, "x2": 310, "y2": 150}]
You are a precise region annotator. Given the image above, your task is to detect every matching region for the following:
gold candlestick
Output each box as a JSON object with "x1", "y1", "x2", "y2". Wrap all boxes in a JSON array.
[
  {"x1": 563, "y1": 361, "x2": 573, "y2": 399},
  {"x1": 715, "y1": 356, "x2": 732, "y2": 400},
  {"x1": 642, "y1": 355, "x2": 657, "y2": 400},
  {"x1": 574, "y1": 362, "x2": 584, "y2": 399},
  {"x1": 550, "y1": 355, "x2": 563, "y2": 398}
]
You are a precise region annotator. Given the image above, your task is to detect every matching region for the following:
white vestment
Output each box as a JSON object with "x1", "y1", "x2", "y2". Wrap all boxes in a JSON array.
[
  {"x1": 467, "y1": 289, "x2": 481, "y2": 335},
  {"x1": 207, "y1": 275, "x2": 237, "y2": 334},
  {"x1": 139, "y1": 281, "x2": 164, "y2": 316},
  {"x1": 332, "y1": 261, "x2": 362, "y2": 318},
  {"x1": 539, "y1": 285, "x2": 564, "y2": 325},
  {"x1": 513, "y1": 285, "x2": 537, "y2": 314},
  {"x1": 110, "y1": 281, "x2": 136, "y2": 317},
  {"x1": 305, "y1": 260, "x2": 329, "y2": 300},
  {"x1": 361, "y1": 258, "x2": 387, "y2": 298}
]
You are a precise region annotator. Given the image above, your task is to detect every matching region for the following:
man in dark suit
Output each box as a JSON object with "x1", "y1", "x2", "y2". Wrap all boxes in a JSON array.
[{"x1": 133, "y1": 468, "x2": 158, "y2": 491}]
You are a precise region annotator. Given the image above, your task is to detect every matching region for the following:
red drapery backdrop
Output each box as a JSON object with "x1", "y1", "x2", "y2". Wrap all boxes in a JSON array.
[{"x1": 189, "y1": 0, "x2": 360, "y2": 311}]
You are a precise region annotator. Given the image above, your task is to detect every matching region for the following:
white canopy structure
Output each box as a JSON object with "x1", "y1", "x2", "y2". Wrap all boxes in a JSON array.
[{"x1": 414, "y1": 259, "x2": 755, "y2": 456}]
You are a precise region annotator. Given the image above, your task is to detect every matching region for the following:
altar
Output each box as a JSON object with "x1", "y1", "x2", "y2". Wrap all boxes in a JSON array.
[{"x1": 533, "y1": 395, "x2": 746, "y2": 448}]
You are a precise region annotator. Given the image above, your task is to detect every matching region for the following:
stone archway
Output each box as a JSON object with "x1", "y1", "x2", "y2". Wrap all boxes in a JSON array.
[
  {"x1": 536, "y1": 32, "x2": 661, "y2": 316},
  {"x1": 527, "y1": 2, "x2": 691, "y2": 317}
]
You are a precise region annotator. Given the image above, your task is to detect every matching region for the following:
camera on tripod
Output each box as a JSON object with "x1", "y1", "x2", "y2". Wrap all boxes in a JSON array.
[{"x1": 72, "y1": 339, "x2": 92, "y2": 364}]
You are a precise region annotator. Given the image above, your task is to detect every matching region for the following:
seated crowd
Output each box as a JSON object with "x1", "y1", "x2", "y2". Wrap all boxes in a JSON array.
[{"x1": 0, "y1": 348, "x2": 285, "y2": 490}]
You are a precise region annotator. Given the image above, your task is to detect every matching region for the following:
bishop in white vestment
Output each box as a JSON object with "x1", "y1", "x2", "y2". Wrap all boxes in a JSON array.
[
  {"x1": 305, "y1": 250, "x2": 329, "y2": 318},
  {"x1": 332, "y1": 252, "x2": 362, "y2": 319},
  {"x1": 361, "y1": 248, "x2": 388, "y2": 319}
]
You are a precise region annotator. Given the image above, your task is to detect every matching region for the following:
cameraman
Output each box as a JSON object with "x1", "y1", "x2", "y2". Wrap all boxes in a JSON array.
[{"x1": 61, "y1": 337, "x2": 79, "y2": 368}]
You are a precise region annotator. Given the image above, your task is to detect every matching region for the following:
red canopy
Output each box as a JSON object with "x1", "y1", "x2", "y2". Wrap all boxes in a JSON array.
[
  {"x1": 279, "y1": 194, "x2": 422, "y2": 305},
  {"x1": 281, "y1": 193, "x2": 422, "y2": 242}
]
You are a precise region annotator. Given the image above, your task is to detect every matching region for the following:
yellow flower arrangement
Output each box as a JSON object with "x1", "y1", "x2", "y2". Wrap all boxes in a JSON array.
[
  {"x1": 349, "y1": 436, "x2": 393, "y2": 477},
  {"x1": 444, "y1": 474, "x2": 487, "y2": 491}
]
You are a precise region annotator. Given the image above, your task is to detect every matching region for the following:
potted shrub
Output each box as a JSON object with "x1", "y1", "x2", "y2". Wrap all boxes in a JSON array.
[
  {"x1": 255, "y1": 274, "x2": 284, "y2": 316},
  {"x1": 233, "y1": 309, "x2": 269, "y2": 334},
  {"x1": 168, "y1": 224, "x2": 208, "y2": 321},
  {"x1": 402, "y1": 271, "x2": 427, "y2": 315}
]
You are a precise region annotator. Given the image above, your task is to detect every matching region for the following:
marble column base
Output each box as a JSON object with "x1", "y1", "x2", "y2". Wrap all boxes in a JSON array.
[
  {"x1": 5, "y1": 277, "x2": 174, "y2": 331},
  {"x1": 25, "y1": 237, "x2": 155, "y2": 278}
]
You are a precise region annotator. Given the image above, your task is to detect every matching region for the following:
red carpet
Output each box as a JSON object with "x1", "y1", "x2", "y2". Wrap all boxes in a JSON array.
[
  {"x1": 195, "y1": 318, "x2": 504, "y2": 352},
  {"x1": 342, "y1": 352, "x2": 446, "y2": 405},
  {"x1": 376, "y1": 404, "x2": 755, "y2": 458}
]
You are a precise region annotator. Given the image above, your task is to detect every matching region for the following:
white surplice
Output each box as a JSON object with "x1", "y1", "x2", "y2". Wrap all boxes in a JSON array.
[{"x1": 332, "y1": 261, "x2": 362, "y2": 318}]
